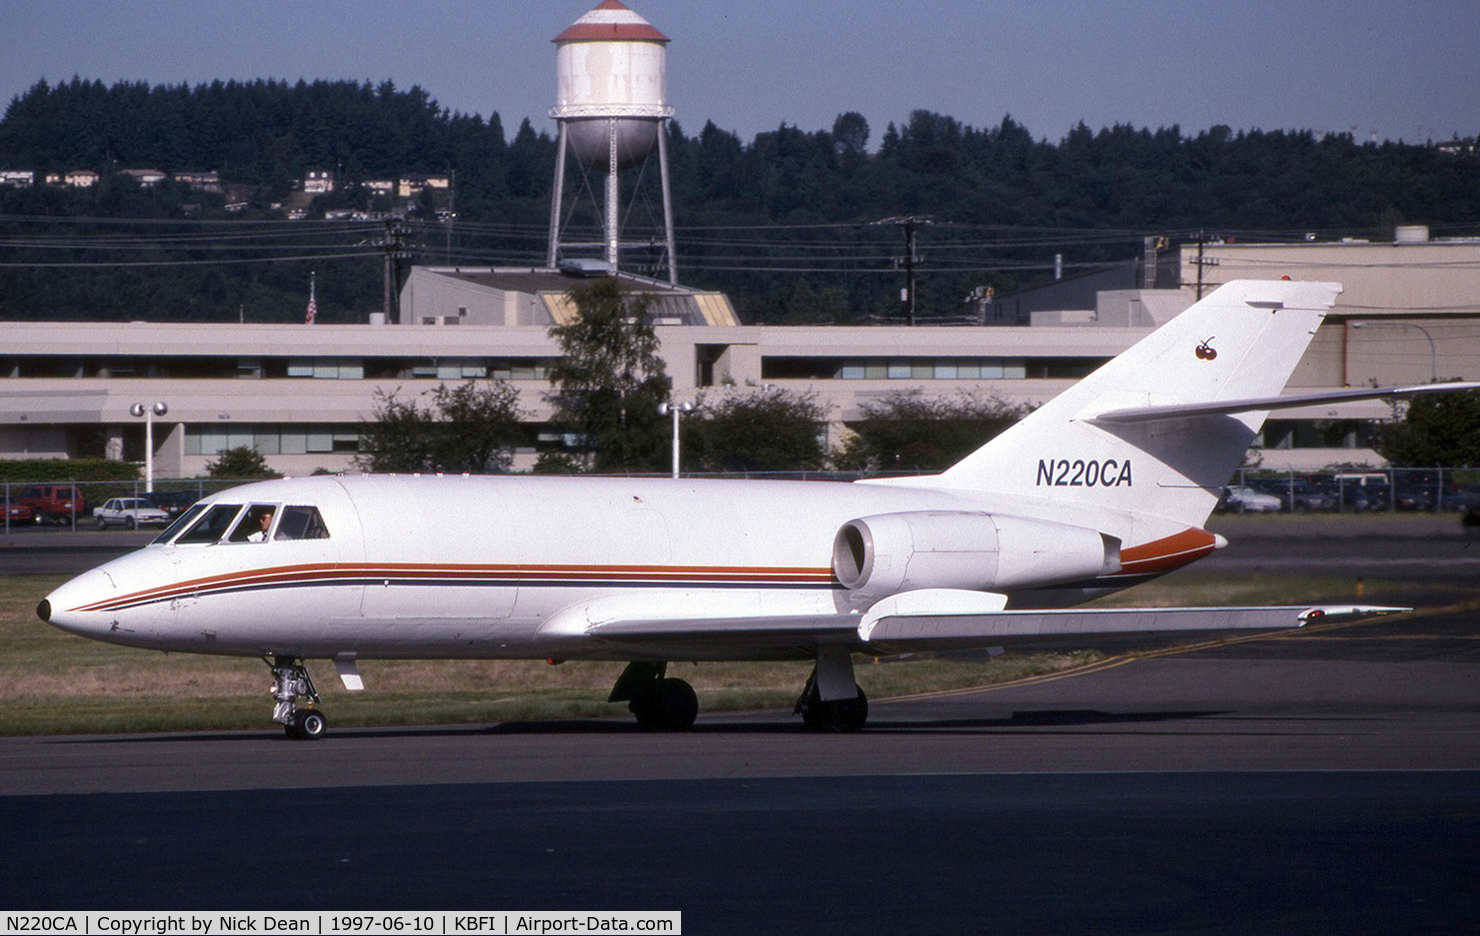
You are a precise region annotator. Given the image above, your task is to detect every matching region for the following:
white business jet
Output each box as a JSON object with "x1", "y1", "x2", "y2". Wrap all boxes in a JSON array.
[{"x1": 38, "y1": 281, "x2": 1471, "y2": 737}]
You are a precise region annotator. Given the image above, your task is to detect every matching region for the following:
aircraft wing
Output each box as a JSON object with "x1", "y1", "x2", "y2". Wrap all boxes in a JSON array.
[
  {"x1": 578, "y1": 588, "x2": 1407, "y2": 654},
  {"x1": 1087, "y1": 382, "x2": 1480, "y2": 425}
]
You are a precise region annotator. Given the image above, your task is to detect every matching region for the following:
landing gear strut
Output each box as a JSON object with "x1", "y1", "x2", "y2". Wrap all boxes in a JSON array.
[
  {"x1": 267, "y1": 656, "x2": 327, "y2": 740},
  {"x1": 794, "y1": 646, "x2": 868, "y2": 732},
  {"x1": 609, "y1": 661, "x2": 698, "y2": 731}
]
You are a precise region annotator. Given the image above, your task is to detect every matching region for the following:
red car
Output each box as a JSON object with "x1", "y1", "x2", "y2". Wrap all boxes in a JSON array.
[
  {"x1": 17, "y1": 485, "x2": 86, "y2": 524},
  {"x1": 2, "y1": 498, "x2": 34, "y2": 524}
]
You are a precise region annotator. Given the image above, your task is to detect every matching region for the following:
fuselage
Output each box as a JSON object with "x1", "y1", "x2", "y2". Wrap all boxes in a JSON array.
[{"x1": 39, "y1": 473, "x2": 1215, "y2": 662}]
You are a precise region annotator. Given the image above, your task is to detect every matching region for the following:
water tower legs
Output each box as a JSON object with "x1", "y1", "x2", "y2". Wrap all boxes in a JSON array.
[
  {"x1": 548, "y1": 123, "x2": 569, "y2": 270},
  {"x1": 606, "y1": 118, "x2": 620, "y2": 270},
  {"x1": 547, "y1": 116, "x2": 676, "y2": 282},
  {"x1": 657, "y1": 125, "x2": 677, "y2": 285}
]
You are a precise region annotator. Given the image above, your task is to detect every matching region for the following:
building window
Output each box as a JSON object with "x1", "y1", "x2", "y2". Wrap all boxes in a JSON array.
[
  {"x1": 185, "y1": 425, "x2": 363, "y2": 456},
  {"x1": 288, "y1": 358, "x2": 364, "y2": 379},
  {"x1": 760, "y1": 356, "x2": 1043, "y2": 380}
]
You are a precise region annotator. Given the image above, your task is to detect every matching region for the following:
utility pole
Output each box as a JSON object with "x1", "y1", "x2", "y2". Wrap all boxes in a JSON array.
[
  {"x1": 380, "y1": 217, "x2": 409, "y2": 324},
  {"x1": 1192, "y1": 230, "x2": 1219, "y2": 300},
  {"x1": 876, "y1": 215, "x2": 932, "y2": 325},
  {"x1": 445, "y1": 168, "x2": 456, "y2": 264}
]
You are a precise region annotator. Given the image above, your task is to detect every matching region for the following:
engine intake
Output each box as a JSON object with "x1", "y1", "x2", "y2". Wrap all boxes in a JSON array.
[{"x1": 832, "y1": 511, "x2": 1118, "y2": 595}]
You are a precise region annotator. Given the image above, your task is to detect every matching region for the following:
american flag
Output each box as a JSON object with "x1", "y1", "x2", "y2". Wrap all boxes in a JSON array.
[{"x1": 305, "y1": 271, "x2": 317, "y2": 324}]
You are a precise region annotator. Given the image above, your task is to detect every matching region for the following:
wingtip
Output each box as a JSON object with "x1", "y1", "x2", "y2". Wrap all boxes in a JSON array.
[{"x1": 1298, "y1": 605, "x2": 1410, "y2": 624}]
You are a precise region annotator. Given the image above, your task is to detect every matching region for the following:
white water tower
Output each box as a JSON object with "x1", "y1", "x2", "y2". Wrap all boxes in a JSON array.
[{"x1": 548, "y1": 0, "x2": 677, "y2": 283}]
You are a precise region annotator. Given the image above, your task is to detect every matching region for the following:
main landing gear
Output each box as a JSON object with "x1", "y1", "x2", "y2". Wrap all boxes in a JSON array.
[
  {"x1": 609, "y1": 648, "x2": 869, "y2": 733},
  {"x1": 267, "y1": 656, "x2": 328, "y2": 740},
  {"x1": 609, "y1": 661, "x2": 699, "y2": 731},
  {"x1": 794, "y1": 646, "x2": 869, "y2": 733}
]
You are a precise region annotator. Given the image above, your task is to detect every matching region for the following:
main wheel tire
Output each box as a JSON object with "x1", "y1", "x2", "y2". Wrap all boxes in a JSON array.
[
  {"x1": 631, "y1": 678, "x2": 698, "y2": 731},
  {"x1": 656, "y1": 677, "x2": 698, "y2": 731},
  {"x1": 288, "y1": 709, "x2": 328, "y2": 740},
  {"x1": 825, "y1": 688, "x2": 868, "y2": 733},
  {"x1": 801, "y1": 686, "x2": 868, "y2": 733}
]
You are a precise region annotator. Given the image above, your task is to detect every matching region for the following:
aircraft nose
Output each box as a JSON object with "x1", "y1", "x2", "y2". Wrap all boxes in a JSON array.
[{"x1": 40, "y1": 568, "x2": 118, "y2": 637}]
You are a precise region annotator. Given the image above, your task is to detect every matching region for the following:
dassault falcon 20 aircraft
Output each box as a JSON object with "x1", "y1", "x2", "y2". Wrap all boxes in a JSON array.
[{"x1": 38, "y1": 280, "x2": 1476, "y2": 737}]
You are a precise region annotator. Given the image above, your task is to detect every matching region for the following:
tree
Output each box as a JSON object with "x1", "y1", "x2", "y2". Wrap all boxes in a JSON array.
[
  {"x1": 206, "y1": 445, "x2": 280, "y2": 479},
  {"x1": 544, "y1": 278, "x2": 669, "y2": 473},
  {"x1": 835, "y1": 392, "x2": 1029, "y2": 473},
  {"x1": 832, "y1": 112, "x2": 870, "y2": 157},
  {"x1": 356, "y1": 380, "x2": 524, "y2": 473},
  {"x1": 683, "y1": 389, "x2": 828, "y2": 473},
  {"x1": 1375, "y1": 388, "x2": 1480, "y2": 466}
]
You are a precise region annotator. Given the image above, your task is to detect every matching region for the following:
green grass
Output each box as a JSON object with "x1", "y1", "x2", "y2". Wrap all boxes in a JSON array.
[{"x1": 0, "y1": 569, "x2": 1414, "y2": 736}]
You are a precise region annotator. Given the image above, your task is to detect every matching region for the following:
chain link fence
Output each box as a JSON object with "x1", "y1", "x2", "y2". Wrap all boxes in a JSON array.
[{"x1": 5, "y1": 467, "x2": 1479, "y2": 535}]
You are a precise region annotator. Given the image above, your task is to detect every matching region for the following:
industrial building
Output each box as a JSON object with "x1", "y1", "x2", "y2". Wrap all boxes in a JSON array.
[{"x1": 4, "y1": 230, "x2": 1479, "y2": 477}]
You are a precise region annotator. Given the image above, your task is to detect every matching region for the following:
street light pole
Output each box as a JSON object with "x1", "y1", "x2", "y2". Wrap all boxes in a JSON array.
[
  {"x1": 130, "y1": 401, "x2": 168, "y2": 493},
  {"x1": 657, "y1": 401, "x2": 695, "y2": 479}
]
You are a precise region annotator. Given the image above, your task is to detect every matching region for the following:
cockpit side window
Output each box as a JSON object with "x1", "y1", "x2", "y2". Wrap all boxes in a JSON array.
[
  {"x1": 228, "y1": 504, "x2": 280, "y2": 543},
  {"x1": 277, "y1": 506, "x2": 330, "y2": 540},
  {"x1": 174, "y1": 504, "x2": 244, "y2": 545},
  {"x1": 152, "y1": 503, "x2": 207, "y2": 544}
]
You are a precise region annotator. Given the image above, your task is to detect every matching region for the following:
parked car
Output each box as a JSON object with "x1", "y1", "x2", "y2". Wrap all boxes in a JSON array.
[
  {"x1": 1393, "y1": 484, "x2": 1437, "y2": 511},
  {"x1": 1218, "y1": 485, "x2": 1282, "y2": 513},
  {"x1": 1327, "y1": 481, "x2": 1388, "y2": 512},
  {"x1": 1, "y1": 498, "x2": 33, "y2": 524},
  {"x1": 143, "y1": 490, "x2": 200, "y2": 517},
  {"x1": 93, "y1": 497, "x2": 171, "y2": 529},
  {"x1": 1250, "y1": 479, "x2": 1337, "y2": 512},
  {"x1": 1441, "y1": 485, "x2": 1480, "y2": 513},
  {"x1": 17, "y1": 485, "x2": 86, "y2": 524}
]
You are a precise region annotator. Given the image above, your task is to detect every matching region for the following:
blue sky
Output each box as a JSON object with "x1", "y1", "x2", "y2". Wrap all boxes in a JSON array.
[{"x1": 3, "y1": 0, "x2": 1475, "y2": 147}]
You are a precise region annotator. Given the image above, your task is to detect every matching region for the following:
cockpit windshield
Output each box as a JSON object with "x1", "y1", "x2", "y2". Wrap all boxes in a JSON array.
[
  {"x1": 173, "y1": 504, "x2": 243, "y2": 545},
  {"x1": 228, "y1": 504, "x2": 279, "y2": 543},
  {"x1": 151, "y1": 503, "x2": 207, "y2": 544},
  {"x1": 157, "y1": 501, "x2": 330, "y2": 545}
]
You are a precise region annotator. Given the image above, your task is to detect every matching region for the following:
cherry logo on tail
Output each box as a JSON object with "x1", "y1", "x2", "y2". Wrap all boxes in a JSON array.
[{"x1": 1195, "y1": 338, "x2": 1217, "y2": 361}]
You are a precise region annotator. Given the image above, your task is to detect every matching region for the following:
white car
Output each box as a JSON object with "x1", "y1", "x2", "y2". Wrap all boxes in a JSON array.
[
  {"x1": 1220, "y1": 485, "x2": 1282, "y2": 514},
  {"x1": 93, "y1": 497, "x2": 171, "y2": 529}
]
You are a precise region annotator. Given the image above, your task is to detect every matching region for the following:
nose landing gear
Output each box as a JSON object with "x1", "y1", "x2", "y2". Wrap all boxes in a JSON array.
[{"x1": 267, "y1": 656, "x2": 327, "y2": 739}]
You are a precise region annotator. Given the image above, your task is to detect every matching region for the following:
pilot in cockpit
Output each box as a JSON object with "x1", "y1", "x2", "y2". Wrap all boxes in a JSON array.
[{"x1": 245, "y1": 507, "x2": 277, "y2": 542}]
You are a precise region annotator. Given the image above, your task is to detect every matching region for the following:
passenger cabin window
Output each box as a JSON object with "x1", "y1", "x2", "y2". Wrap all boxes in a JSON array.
[
  {"x1": 277, "y1": 506, "x2": 330, "y2": 540},
  {"x1": 174, "y1": 504, "x2": 243, "y2": 544},
  {"x1": 229, "y1": 504, "x2": 280, "y2": 543}
]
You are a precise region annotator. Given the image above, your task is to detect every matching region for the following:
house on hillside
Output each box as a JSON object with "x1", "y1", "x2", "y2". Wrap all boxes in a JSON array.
[{"x1": 119, "y1": 168, "x2": 166, "y2": 187}]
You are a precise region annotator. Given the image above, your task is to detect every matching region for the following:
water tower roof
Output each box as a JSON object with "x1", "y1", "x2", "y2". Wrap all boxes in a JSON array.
[{"x1": 554, "y1": 0, "x2": 669, "y2": 43}]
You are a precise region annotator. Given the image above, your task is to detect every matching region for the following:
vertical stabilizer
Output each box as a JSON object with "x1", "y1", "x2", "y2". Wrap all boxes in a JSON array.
[{"x1": 922, "y1": 280, "x2": 1342, "y2": 529}]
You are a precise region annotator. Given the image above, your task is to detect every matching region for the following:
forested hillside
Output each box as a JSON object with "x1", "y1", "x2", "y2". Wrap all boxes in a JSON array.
[{"x1": 2, "y1": 77, "x2": 1477, "y2": 324}]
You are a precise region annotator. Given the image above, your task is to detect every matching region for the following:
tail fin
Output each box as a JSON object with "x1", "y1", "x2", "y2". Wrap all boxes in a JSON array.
[{"x1": 926, "y1": 280, "x2": 1342, "y2": 529}]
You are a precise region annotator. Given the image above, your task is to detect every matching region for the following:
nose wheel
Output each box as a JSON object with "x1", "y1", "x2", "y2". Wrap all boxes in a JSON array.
[{"x1": 267, "y1": 656, "x2": 327, "y2": 740}]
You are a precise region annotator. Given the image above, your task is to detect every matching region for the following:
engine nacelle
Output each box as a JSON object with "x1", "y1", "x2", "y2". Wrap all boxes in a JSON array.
[{"x1": 831, "y1": 511, "x2": 1119, "y2": 595}]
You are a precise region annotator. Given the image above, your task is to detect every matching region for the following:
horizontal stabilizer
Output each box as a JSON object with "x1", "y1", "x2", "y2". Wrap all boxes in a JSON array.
[{"x1": 1088, "y1": 383, "x2": 1480, "y2": 425}]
